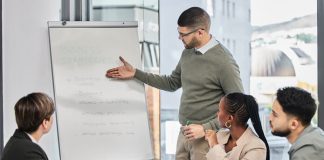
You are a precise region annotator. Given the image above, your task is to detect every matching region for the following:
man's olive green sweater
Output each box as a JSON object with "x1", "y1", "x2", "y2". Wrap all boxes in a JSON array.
[{"x1": 134, "y1": 44, "x2": 243, "y2": 130}]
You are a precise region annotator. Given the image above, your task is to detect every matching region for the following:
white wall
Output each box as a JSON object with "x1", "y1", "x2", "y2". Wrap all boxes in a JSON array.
[{"x1": 3, "y1": 0, "x2": 61, "y2": 159}]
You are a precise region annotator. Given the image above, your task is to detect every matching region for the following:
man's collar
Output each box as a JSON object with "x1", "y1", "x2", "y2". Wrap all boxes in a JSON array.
[{"x1": 196, "y1": 35, "x2": 219, "y2": 54}]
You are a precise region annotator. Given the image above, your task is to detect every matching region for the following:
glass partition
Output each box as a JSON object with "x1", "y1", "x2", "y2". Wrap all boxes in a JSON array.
[{"x1": 251, "y1": 0, "x2": 317, "y2": 159}]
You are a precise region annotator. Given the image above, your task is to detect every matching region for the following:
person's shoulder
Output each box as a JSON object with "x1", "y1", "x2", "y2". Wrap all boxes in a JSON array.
[
  {"x1": 208, "y1": 43, "x2": 231, "y2": 55},
  {"x1": 243, "y1": 128, "x2": 266, "y2": 149},
  {"x1": 207, "y1": 44, "x2": 236, "y2": 63},
  {"x1": 2, "y1": 132, "x2": 47, "y2": 160},
  {"x1": 249, "y1": 136, "x2": 265, "y2": 147},
  {"x1": 4, "y1": 135, "x2": 41, "y2": 151},
  {"x1": 240, "y1": 136, "x2": 266, "y2": 158},
  {"x1": 238, "y1": 128, "x2": 266, "y2": 159},
  {"x1": 308, "y1": 126, "x2": 324, "y2": 139},
  {"x1": 295, "y1": 126, "x2": 324, "y2": 148},
  {"x1": 247, "y1": 136, "x2": 266, "y2": 148},
  {"x1": 289, "y1": 126, "x2": 324, "y2": 159},
  {"x1": 290, "y1": 130, "x2": 324, "y2": 160},
  {"x1": 8, "y1": 130, "x2": 35, "y2": 146}
]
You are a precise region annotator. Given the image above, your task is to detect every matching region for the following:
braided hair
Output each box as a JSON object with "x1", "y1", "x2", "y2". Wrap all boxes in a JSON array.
[{"x1": 224, "y1": 93, "x2": 270, "y2": 160}]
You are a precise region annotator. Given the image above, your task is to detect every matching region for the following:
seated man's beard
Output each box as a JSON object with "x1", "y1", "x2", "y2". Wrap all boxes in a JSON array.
[{"x1": 272, "y1": 129, "x2": 291, "y2": 137}]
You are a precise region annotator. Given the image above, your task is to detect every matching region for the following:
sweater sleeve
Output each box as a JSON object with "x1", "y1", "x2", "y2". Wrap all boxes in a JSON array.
[
  {"x1": 202, "y1": 118, "x2": 220, "y2": 131},
  {"x1": 134, "y1": 60, "x2": 182, "y2": 92}
]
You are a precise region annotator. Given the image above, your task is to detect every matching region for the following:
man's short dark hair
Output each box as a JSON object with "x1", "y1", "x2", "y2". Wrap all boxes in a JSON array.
[
  {"x1": 177, "y1": 7, "x2": 211, "y2": 32},
  {"x1": 276, "y1": 87, "x2": 316, "y2": 126},
  {"x1": 14, "y1": 92, "x2": 55, "y2": 133}
]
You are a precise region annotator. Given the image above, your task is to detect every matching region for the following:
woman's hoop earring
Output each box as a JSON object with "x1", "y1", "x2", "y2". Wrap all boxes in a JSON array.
[{"x1": 225, "y1": 121, "x2": 232, "y2": 128}]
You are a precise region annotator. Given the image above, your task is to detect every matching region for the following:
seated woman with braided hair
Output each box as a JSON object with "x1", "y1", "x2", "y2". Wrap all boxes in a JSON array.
[{"x1": 205, "y1": 92, "x2": 270, "y2": 160}]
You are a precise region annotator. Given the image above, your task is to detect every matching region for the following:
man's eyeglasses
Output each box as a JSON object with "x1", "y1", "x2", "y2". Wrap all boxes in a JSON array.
[{"x1": 178, "y1": 28, "x2": 202, "y2": 38}]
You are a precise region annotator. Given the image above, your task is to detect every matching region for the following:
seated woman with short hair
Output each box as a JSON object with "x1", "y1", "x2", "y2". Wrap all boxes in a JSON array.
[
  {"x1": 205, "y1": 93, "x2": 270, "y2": 160},
  {"x1": 1, "y1": 92, "x2": 55, "y2": 160}
]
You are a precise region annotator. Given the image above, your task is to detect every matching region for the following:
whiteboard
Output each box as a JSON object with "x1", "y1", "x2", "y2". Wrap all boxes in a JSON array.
[{"x1": 48, "y1": 21, "x2": 153, "y2": 160}]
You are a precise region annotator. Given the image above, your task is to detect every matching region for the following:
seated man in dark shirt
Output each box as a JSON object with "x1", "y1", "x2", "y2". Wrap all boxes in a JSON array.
[{"x1": 1, "y1": 92, "x2": 55, "y2": 160}]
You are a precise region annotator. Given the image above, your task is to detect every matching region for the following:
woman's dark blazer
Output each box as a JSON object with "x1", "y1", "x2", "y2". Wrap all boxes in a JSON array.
[{"x1": 1, "y1": 129, "x2": 48, "y2": 160}]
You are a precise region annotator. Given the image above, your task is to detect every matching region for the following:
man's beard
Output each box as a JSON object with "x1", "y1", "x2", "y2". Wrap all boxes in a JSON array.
[
  {"x1": 271, "y1": 126, "x2": 291, "y2": 137},
  {"x1": 184, "y1": 37, "x2": 200, "y2": 49}
]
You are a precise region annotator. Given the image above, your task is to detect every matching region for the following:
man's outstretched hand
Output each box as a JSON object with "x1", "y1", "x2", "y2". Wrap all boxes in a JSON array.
[{"x1": 106, "y1": 56, "x2": 135, "y2": 79}]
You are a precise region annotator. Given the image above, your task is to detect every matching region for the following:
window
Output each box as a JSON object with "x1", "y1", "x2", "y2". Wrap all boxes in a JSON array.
[
  {"x1": 206, "y1": 0, "x2": 215, "y2": 17},
  {"x1": 250, "y1": 0, "x2": 317, "y2": 159},
  {"x1": 227, "y1": 0, "x2": 230, "y2": 18},
  {"x1": 232, "y1": 2, "x2": 236, "y2": 18},
  {"x1": 155, "y1": 45, "x2": 160, "y2": 66},
  {"x1": 149, "y1": 43, "x2": 158, "y2": 68},
  {"x1": 143, "y1": 42, "x2": 152, "y2": 68},
  {"x1": 233, "y1": 39, "x2": 236, "y2": 54},
  {"x1": 222, "y1": 0, "x2": 226, "y2": 16}
]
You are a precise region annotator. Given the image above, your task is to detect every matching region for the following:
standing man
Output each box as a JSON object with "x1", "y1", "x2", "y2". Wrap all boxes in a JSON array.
[
  {"x1": 269, "y1": 87, "x2": 324, "y2": 160},
  {"x1": 1, "y1": 92, "x2": 55, "y2": 160},
  {"x1": 106, "y1": 7, "x2": 243, "y2": 160}
]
